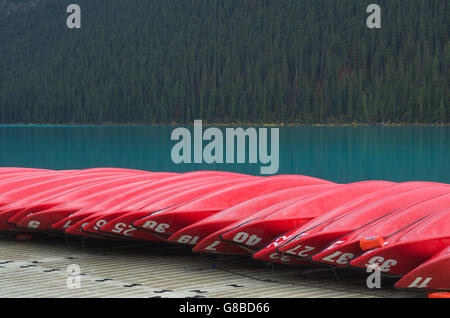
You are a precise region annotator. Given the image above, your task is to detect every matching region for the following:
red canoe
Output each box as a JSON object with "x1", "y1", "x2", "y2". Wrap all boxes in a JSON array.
[
  {"x1": 219, "y1": 181, "x2": 395, "y2": 252},
  {"x1": 395, "y1": 245, "x2": 450, "y2": 291},
  {"x1": 91, "y1": 178, "x2": 306, "y2": 240},
  {"x1": 191, "y1": 185, "x2": 342, "y2": 257},
  {"x1": 0, "y1": 167, "x2": 152, "y2": 215},
  {"x1": 194, "y1": 183, "x2": 432, "y2": 257},
  {"x1": 0, "y1": 171, "x2": 73, "y2": 207},
  {"x1": 168, "y1": 184, "x2": 341, "y2": 246},
  {"x1": 311, "y1": 193, "x2": 450, "y2": 267},
  {"x1": 0, "y1": 169, "x2": 52, "y2": 179},
  {"x1": 0, "y1": 171, "x2": 164, "y2": 231},
  {"x1": 0, "y1": 168, "x2": 152, "y2": 204},
  {"x1": 349, "y1": 206, "x2": 450, "y2": 276},
  {"x1": 0, "y1": 169, "x2": 66, "y2": 187},
  {"x1": 0, "y1": 168, "x2": 160, "y2": 231},
  {"x1": 253, "y1": 183, "x2": 449, "y2": 264},
  {"x1": 272, "y1": 185, "x2": 450, "y2": 263},
  {"x1": 73, "y1": 175, "x2": 330, "y2": 241},
  {"x1": 101, "y1": 189, "x2": 323, "y2": 244},
  {"x1": 130, "y1": 175, "x2": 332, "y2": 239},
  {"x1": 0, "y1": 168, "x2": 50, "y2": 172},
  {"x1": 9, "y1": 172, "x2": 175, "y2": 231},
  {"x1": 200, "y1": 182, "x2": 428, "y2": 258},
  {"x1": 57, "y1": 173, "x2": 254, "y2": 237}
]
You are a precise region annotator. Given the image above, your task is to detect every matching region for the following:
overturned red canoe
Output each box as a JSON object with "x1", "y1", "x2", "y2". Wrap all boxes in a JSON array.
[
  {"x1": 62, "y1": 177, "x2": 244, "y2": 241},
  {"x1": 191, "y1": 187, "x2": 340, "y2": 256},
  {"x1": 92, "y1": 175, "x2": 289, "y2": 240},
  {"x1": 253, "y1": 183, "x2": 449, "y2": 264},
  {"x1": 0, "y1": 171, "x2": 71, "y2": 220},
  {"x1": 0, "y1": 168, "x2": 152, "y2": 214},
  {"x1": 311, "y1": 193, "x2": 450, "y2": 267},
  {"x1": 0, "y1": 171, "x2": 73, "y2": 206},
  {"x1": 0, "y1": 168, "x2": 54, "y2": 178},
  {"x1": 0, "y1": 168, "x2": 164, "y2": 231},
  {"x1": 83, "y1": 178, "x2": 328, "y2": 240},
  {"x1": 0, "y1": 168, "x2": 154, "y2": 209},
  {"x1": 204, "y1": 182, "x2": 432, "y2": 258},
  {"x1": 395, "y1": 245, "x2": 450, "y2": 291},
  {"x1": 130, "y1": 175, "x2": 333, "y2": 239},
  {"x1": 0, "y1": 167, "x2": 51, "y2": 173},
  {"x1": 275, "y1": 185, "x2": 450, "y2": 261},
  {"x1": 9, "y1": 172, "x2": 175, "y2": 231},
  {"x1": 101, "y1": 184, "x2": 335, "y2": 245},
  {"x1": 0, "y1": 172, "x2": 161, "y2": 231},
  {"x1": 168, "y1": 184, "x2": 341, "y2": 247},
  {"x1": 58, "y1": 173, "x2": 254, "y2": 237},
  {"x1": 349, "y1": 206, "x2": 450, "y2": 277},
  {"x1": 219, "y1": 181, "x2": 394, "y2": 252},
  {"x1": 195, "y1": 183, "x2": 432, "y2": 257}
]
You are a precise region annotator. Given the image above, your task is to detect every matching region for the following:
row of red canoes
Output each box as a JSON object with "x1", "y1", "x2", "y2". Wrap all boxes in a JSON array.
[{"x1": 0, "y1": 167, "x2": 449, "y2": 292}]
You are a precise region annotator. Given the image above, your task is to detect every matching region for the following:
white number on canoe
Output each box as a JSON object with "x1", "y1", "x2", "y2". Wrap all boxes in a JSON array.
[
  {"x1": 27, "y1": 221, "x2": 40, "y2": 229},
  {"x1": 321, "y1": 251, "x2": 354, "y2": 265},
  {"x1": 285, "y1": 245, "x2": 315, "y2": 258},
  {"x1": 407, "y1": 277, "x2": 432, "y2": 289},
  {"x1": 366, "y1": 256, "x2": 398, "y2": 272},
  {"x1": 204, "y1": 240, "x2": 221, "y2": 251},
  {"x1": 232, "y1": 232, "x2": 262, "y2": 246},
  {"x1": 63, "y1": 220, "x2": 72, "y2": 229},
  {"x1": 94, "y1": 219, "x2": 108, "y2": 231},
  {"x1": 176, "y1": 235, "x2": 199, "y2": 245},
  {"x1": 269, "y1": 253, "x2": 291, "y2": 263},
  {"x1": 141, "y1": 220, "x2": 170, "y2": 233},
  {"x1": 111, "y1": 223, "x2": 137, "y2": 237}
]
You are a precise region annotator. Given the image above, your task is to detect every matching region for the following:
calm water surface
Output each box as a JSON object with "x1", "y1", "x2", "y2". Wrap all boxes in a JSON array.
[{"x1": 0, "y1": 125, "x2": 448, "y2": 183}]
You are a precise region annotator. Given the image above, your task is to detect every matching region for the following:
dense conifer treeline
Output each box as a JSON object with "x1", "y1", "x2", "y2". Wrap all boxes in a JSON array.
[{"x1": 0, "y1": 0, "x2": 448, "y2": 124}]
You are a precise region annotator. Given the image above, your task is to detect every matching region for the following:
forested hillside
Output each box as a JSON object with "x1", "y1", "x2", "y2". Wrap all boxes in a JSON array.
[{"x1": 0, "y1": 0, "x2": 448, "y2": 124}]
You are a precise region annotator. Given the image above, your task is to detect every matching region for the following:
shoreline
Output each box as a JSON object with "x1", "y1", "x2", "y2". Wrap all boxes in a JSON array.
[{"x1": 0, "y1": 122, "x2": 448, "y2": 127}]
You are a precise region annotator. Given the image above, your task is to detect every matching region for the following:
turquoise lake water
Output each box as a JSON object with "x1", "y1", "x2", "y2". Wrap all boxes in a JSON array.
[{"x1": 0, "y1": 125, "x2": 448, "y2": 183}]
